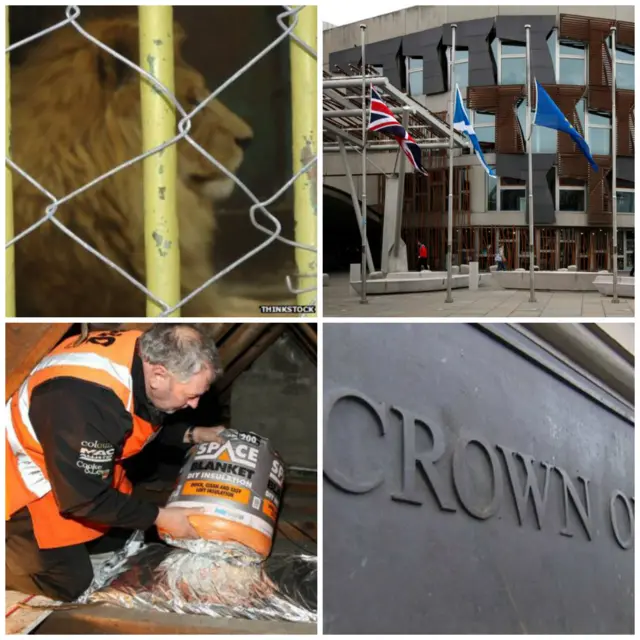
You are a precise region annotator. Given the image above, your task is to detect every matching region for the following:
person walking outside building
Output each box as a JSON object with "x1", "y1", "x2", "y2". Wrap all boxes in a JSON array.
[
  {"x1": 417, "y1": 241, "x2": 429, "y2": 271},
  {"x1": 495, "y1": 245, "x2": 506, "y2": 271}
]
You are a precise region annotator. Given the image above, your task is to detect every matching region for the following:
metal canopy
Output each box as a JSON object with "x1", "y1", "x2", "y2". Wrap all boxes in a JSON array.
[{"x1": 323, "y1": 68, "x2": 471, "y2": 153}]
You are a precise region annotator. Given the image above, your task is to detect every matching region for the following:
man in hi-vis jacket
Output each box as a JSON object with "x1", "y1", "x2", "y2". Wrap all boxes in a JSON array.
[{"x1": 6, "y1": 323, "x2": 226, "y2": 601}]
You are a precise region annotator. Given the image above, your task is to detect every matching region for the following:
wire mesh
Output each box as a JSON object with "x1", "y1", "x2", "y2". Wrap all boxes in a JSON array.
[{"x1": 5, "y1": 5, "x2": 317, "y2": 318}]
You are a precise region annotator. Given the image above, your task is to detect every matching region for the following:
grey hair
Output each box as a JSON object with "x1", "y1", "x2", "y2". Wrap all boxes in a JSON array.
[{"x1": 139, "y1": 324, "x2": 223, "y2": 382}]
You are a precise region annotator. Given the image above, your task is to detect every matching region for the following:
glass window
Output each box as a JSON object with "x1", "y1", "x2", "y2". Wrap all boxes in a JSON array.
[
  {"x1": 448, "y1": 48, "x2": 469, "y2": 90},
  {"x1": 487, "y1": 170, "x2": 497, "y2": 211},
  {"x1": 503, "y1": 43, "x2": 525, "y2": 55},
  {"x1": 617, "y1": 191, "x2": 635, "y2": 213},
  {"x1": 617, "y1": 48, "x2": 634, "y2": 62},
  {"x1": 406, "y1": 57, "x2": 423, "y2": 96},
  {"x1": 490, "y1": 37, "x2": 498, "y2": 63},
  {"x1": 588, "y1": 128, "x2": 610, "y2": 154},
  {"x1": 500, "y1": 189, "x2": 526, "y2": 211},
  {"x1": 616, "y1": 61, "x2": 634, "y2": 90},
  {"x1": 502, "y1": 57, "x2": 526, "y2": 84},
  {"x1": 588, "y1": 111, "x2": 611, "y2": 155},
  {"x1": 559, "y1": 189, "x2": 585, "y2": 211},
  {"x1": 532, "y1": 126, "x2": 557, "y2": 153},
  {"x1": 590, "y1": 112, "x2": 611, "y2": 127},
  {"x1": 516, "y1": 100, "x2": 557, "y2": 153},
  {"x1": 575, "y1": 99, "x2": 585, "y2": 129},
  {"x1": 475, "y1": 113, "x2": 496, "y2": 143},
  {"x1": 408, "y1": 73, "x2": 423, "y2": 96},
  {"x1": 559, "y1": 57, "x2": 585, "y2": 85},
  {"x1": 476, "y1": 127, "x2": 495, "y2": 144},
  {"x1": 454, "y1": 61, "x2": 469, "y2": 89},
  {"x1": 475, "y1": 112, "x2": 494, "y2": 125},
  {"x1": 560, "y1": 42, "x2": 585, "y2": 56}
]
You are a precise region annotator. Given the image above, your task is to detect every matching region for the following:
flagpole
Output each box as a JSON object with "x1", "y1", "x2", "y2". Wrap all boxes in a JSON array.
[
  {"x1": 446, "y1": 24, "x2": 456, "y2": 303},
  {"x1": 360, "y1": 24, "x2": 368, "y2": 304},
  {"x1": 525, "y1": 24, "x2": 536, "y2": 303},
  {"x1": 611, "y1": 25, "x2": 619, "y2": 303}
]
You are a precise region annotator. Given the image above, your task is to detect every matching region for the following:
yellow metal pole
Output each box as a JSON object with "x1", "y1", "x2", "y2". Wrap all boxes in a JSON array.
[
  {"x1": 6, "y1": 7, "x2": 16, "y2": 316},
  {"x1": 290, "y1": 6, "x2": 317, "y2": 313},
  {"x1": 139, "y1": 6, "x2": 180, "y2": 316}
]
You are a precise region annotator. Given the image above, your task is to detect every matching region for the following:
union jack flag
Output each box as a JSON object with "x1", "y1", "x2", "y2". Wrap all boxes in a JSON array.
[{"x1": 367, "y1": 87, "x2": 428, "y2": 176}]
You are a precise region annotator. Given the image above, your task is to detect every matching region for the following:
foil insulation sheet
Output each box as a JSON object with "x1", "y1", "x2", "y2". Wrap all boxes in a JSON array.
[{"x1": 76, "y1": 534, "x2": 316, "y2": 623}]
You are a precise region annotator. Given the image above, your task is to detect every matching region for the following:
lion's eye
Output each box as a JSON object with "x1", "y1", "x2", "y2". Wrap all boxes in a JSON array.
[{"x1": 188, "y1": 96, "x2": 200, "y2": 109}]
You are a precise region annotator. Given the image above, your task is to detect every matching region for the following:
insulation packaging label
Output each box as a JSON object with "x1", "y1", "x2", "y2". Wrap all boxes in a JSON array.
[{"x1": 166, "y1": 430, "x2": 284, "y2": 545}]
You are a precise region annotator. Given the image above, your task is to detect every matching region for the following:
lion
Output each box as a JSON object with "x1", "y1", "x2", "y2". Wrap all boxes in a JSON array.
[{"x1": 9, "y1": 16, "x2": 292, "y2": 317}]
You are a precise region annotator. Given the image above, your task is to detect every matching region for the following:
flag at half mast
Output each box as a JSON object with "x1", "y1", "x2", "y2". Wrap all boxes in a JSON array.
[
  {"x1": 452, "y1": 85, "x2": 496, "y2": 178},
  {"x1": 367, "y1": 87, "x2": 428, "y2": 175},
  {"x1": 533, "y1": 80, "x2": 598, "y2": 171}
]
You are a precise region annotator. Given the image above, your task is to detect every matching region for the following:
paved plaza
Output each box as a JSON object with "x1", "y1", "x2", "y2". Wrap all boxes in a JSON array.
[{"x1": 324, "y1": 272, "x2": 634, "y2": 318}]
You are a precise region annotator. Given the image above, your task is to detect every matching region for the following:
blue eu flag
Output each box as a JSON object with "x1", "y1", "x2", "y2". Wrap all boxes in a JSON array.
[{"x1": 533, "y1": 80, "x2": 598, "y2": 171}]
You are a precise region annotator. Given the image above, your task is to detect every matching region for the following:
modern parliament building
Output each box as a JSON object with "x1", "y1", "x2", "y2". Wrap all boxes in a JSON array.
[{"x1": 323, "y1": 6, "x2": 634, "y2": 274}]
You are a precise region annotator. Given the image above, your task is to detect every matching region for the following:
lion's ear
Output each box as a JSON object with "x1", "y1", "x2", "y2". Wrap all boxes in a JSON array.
[
  {"x1": 96, "y1": 39, "x2": 139, "y2": 88},
  {"x1": 92, "y1": 20, "x2": 140, "y2": 88},
  {"x1": 92, "y1": 18, "x2": 185, "y2": 88}
]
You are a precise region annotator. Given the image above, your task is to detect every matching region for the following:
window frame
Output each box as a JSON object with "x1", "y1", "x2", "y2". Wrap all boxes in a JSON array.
[
  {"x1": 587, "y1": 110, "x2": 612, "y2": 155},
  {"x1": 472, "y1": 110, "x2": 496, "y2": 146},
  {"x1": 405, "y1": 57, "x2": 423, "y2": 96},
  {"x1": 486, "y1": 168, "x2": 526, "y2": 212},
  {"x1": 556, "y1": 39, "x2": 587, "y2": 85},
  {"x1": 607, "y1": 38, "x2": 635, "y2": 90},
  {"x1": 516, "y1": 98, "x2": 557, "y2": 153},
  {"x1": 616, "y1": 187, "x2": 635, "y2": 214},
  {"x1": 446, "y1": 47, "x2": 469, "y2": 90},
  {"x1": 497, "y1": 40, "x2": 526, "y2": 85},
  {"x1": 557, "y1": 182, "x2": 587, "y2": 213}
]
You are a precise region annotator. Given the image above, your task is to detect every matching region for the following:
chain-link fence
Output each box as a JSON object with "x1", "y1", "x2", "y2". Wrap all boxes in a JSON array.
[{"x1": 5, "y1": 5, "x2": 317, "y2": 318}]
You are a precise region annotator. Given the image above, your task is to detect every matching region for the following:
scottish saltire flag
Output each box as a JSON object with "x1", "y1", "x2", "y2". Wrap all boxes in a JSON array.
[
  {"x1": 533, "y1": 80, "x2": 598, "y2": 171},
  {"x1": 367, "y1": 87, "x2": 428, "y2": 175},
  {"x1": 453, "y1": 85, "x2": 496, "y2": 178}
]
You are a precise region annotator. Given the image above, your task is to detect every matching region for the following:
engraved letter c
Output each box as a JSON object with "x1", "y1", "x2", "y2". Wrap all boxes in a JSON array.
[{"x1": 323, "y1": 388, "x2": 386, "y2": 494}]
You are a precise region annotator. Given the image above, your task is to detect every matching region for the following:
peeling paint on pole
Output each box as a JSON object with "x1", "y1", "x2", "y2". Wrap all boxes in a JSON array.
[{"x1": 140, "y1": 6, "x2": 180, "y2": 316}]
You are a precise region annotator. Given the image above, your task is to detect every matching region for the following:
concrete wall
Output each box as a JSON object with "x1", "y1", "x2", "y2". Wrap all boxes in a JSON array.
[{"x1": 230, "y1": 331, "x2": 317, "y2": 470}]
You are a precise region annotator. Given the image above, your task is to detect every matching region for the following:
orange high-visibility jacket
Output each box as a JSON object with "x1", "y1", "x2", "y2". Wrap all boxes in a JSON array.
[{"x1": 6, "y1": 330, "x2": 158, "y2": 549}]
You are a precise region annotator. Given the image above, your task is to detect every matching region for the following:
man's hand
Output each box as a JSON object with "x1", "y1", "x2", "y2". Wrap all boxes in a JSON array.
[
  {"x1": 185, "y1": 426, "x2": 227, "y2": 445},
  {"x1": 155, "y1": 506, "x2": 203, "y2": 539}
]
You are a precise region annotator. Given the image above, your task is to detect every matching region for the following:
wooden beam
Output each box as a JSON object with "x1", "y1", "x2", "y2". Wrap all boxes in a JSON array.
[
  {"x1": 217, "y1": 324, "x2": 286, "y2": 397},
  {"x1": 217, "y1": 323, "x2": 270, "y2": 369},
  {"x1": 288, "y1": 324, "x2": 317, "y2": 364},
  {"x1": 6, "y1": 323, "x2": 72, "y2": 401},
  {"x1": 296, "y1": 322, "x2": 317, "y2": 346},
  {"x1": 211, "y1": 323, "x2": 236, "y2": 343}
]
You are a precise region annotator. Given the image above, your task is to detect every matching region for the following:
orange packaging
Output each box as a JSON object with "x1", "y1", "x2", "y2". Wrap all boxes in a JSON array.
[{"x1": 161, "y1": 430, "x2": 285, "y2": 559}]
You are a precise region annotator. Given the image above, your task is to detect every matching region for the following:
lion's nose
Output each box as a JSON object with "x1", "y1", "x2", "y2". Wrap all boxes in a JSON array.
[{"x1": 236, "y1": 135, "x2": 252, "y2": 151}]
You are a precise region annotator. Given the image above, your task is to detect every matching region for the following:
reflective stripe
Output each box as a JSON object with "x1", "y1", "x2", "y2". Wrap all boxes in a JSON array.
[
  {"x1": 33, "y1": 352, "x2": 133, "y2": 411},
  {"x1": 8, "y1": 351, "x2": 133, "y2": 499},
  {"x1": 18, "y1": 380, "x2": 39, "y2": 445},
  {"x1": 6, "y1": 400, "x2": 51, "y2": 498}
]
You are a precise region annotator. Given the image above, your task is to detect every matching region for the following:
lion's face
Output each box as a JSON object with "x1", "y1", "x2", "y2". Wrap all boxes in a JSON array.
[
  {"x1": 13, "y1": 16, "x2": 253, "y2": 204},
  {"x1": 173, "y1": 61, "x2": 253, "y2": 202}
]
